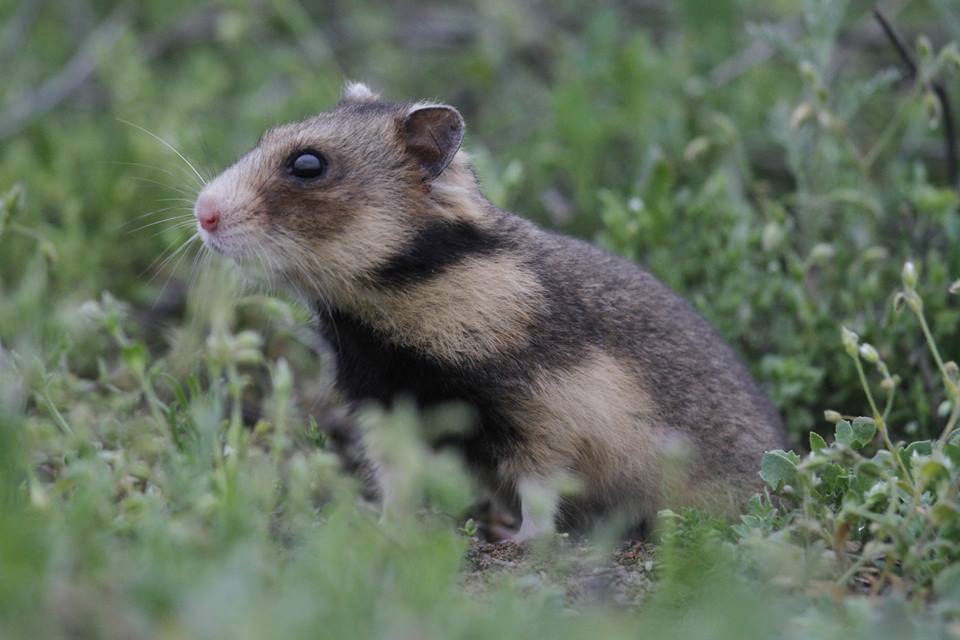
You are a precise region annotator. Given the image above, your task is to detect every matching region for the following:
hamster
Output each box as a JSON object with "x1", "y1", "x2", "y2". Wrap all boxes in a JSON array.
[{"x1": 193, "y1": 82, "x2": 785, "y2": 540}]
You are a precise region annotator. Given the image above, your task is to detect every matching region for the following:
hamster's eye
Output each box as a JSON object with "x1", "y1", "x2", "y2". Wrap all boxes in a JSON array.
[{"x1": 288, "y1": 151, "x2": 327, "y2": 179}]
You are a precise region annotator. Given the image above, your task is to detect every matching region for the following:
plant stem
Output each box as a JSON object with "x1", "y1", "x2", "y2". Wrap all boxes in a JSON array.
[
  {"x1": 882, "y1": 382, "x2": 897, "y2": 423},
  {"x1": 863, "y1": 90, "x2": 917, "y2": 172},
  {"x1": 854, "y1": 357, "x2": 909, "y2": 477},
  {"x1": 854, "y1": 357, "x2": 882, "y2": 420},
  {"x1": 836, "y1": 549, "x2": 879, "y2": 587},
  {"x1": 911, "y1": 305, "x2": 960, "y2": 445},
  {"x1": 915, "y1": 309, "x2": 950, "y2": 386},
  {"x1": 37, "y1": 391, "x2": 73, "y2": 437},
  {"x1": 938, "y1": 400, "x2": 960, "y2": 446}
]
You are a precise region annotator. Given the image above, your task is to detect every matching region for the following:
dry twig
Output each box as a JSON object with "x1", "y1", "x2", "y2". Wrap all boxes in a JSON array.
[
  {"x1": 0, "y1": 10, "x2": 127, "y2": 141},
  {"x1": 873, "y1": 8, "x2": 959, "y2": 191}
]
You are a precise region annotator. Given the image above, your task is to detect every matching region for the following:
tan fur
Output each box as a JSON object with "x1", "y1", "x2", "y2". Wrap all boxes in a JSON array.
[
  {"x1": 353, "y1": 254, "x2": 544, "y2": 364},
  {"x1": 498, "y1": 348, "x2": 749, "y2": 521},
  {"x1": 424, "y1": 152, "x2": 490, "y2": 226},
  {"x1": 500, "y1": 350, "x2": 678, "y2": 509}
]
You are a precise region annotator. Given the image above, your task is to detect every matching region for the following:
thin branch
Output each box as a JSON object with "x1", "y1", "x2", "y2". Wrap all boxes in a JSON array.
[
  {"x1": 709, "y1": 17, "x2": 804, "y2": 89},
  {"x1": 709, "y1": 37, "x2": 779, "y2": 88},
  {"x1": 0, "y1": 9, "x2": 127, "y2": 141},
  {"x1": 707, "y1": 2, "x2": 909, "y2": 90},
  {"x1": 873, "y1": 7, "x2": 959, "y2": 191},
  {"x1": 873, "y1": 7, "x2": 917, "y2": 75},
  {"x1": 934, "y1": 86, "x2": 959, "y2": 191},
  {"x1": 0, "y1": 5, "x2": 231, "y2": 143}
]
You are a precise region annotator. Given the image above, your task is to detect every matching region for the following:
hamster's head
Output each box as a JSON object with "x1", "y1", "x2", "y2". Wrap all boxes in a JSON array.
[{"x1": 194, "y1": 83, "x2": 479, "y2": 302}]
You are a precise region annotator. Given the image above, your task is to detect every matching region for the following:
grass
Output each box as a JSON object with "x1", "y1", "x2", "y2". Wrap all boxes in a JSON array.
[{"x1": 2, "y1": 0, "x2": 960, "y2": 637}]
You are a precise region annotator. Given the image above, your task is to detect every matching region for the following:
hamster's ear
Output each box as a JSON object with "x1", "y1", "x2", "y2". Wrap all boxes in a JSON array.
[
  {"x1": 401, "y1": 104, "x2": 465, "y2": 180},
  {"x1": 339, "y1": 82, "x2": 380, "y2": 105}
]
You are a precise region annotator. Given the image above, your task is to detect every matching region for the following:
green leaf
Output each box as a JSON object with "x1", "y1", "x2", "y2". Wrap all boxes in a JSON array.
[
  {"x1": 931, "y1": 501, "x2": 960, "y2": 526},
  {"x1": 760, "y1": 449, "x2": 799, "y2": 490},
  {"x1": 834, "y1": 420, "x2": 854, "y2": 446},
  {"x1": 901, "y1": 440, "x2": 933, "y2": 467},
  {"x1": 121, "y1": 343, "x2": 148, "y2": 377},
  {"x1": 851, "y1": 417, "x2": 876, "y2": 448},
  {"x1": 917, "y1": 457, "x2": 951, "y2": 487},
  {"x1": 0, "y1": 183, "x2": 24, "y2": 239},
  {"x1": 818, "y1": 462, "x2": 847, "y2": 496},
  {"x1": 856, "y1": 457, "x2": 887, "y2": 478},
  {"x1": 944, "y1": 443, "x2": 960, "y2": 467},
  {"x1": 809, "y1": 431, "x2": 827, "y2": 453}
]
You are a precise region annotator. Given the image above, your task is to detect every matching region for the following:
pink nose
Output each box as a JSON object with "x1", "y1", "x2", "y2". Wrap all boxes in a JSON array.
[{"x1": 195, "y1": 195, "x2": 221, "y2": 233}]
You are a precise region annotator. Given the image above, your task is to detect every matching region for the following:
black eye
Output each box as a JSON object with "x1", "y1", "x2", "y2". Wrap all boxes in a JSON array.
[{"x1": 288, "y1": 151, "x2": 326, "y2": 179}]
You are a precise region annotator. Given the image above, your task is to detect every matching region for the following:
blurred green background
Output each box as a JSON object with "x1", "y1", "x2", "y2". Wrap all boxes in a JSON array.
[{"x1": 3, "y1": 1, "x2": 960, "y2": 638}]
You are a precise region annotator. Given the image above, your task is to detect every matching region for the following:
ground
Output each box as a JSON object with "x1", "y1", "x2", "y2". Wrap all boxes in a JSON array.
[{"x1": 463, "y1": 539, "x2": 656, "y2": 609}]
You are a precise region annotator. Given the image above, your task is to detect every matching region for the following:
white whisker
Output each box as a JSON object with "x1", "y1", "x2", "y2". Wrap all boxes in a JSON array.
[
  {"x1": 97, "y1": 160, "x2": 199, "y2": 187},
  {"x1": 126, "y1": 213, "x2": 194, "y2": 234},
  {"x1": 125, "y1": 175, "x2": 198, "y2": 198},
  {"x1": 124, "y1": 205, "x2": 194, "y2": 226},
  {"x1": 153, "y1": 235, "x2": 201, "y2": 304},
  {"x1": 117, "y1": 118, "x2": 208, "y2": 187},
  {"x1": 144, "y1": 232, "x2": 199, "y2": 283},
  {"x1": 149, "y1": 222, "x2": 198, "y2": 239}
]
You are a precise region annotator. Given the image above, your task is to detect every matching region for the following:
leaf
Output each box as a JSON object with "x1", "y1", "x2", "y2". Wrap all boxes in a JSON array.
[
  {"x1": 760, "y1": 450, "x2": 799, "y2": 490},
  {"x1": 851, "y1": 417, "x2": 876, "y2": 448},
  {"x1": 819, "y1": 462, "x2": 847, "y2": 496},
  {"x1": 944, "y1": 443, "x2": 960, "y2": 467},
  {"x1": 918, "y1": 457, "x2": 951, "y2": 487},
  {"x1": 901, "y1": 440, "x2": 933, "y2": 468},
  {"x1": 121, "y1": 343, "x2": 148, "y2": 376},
  {"x1": 904, "y1": 440, "x2": 933, "y2": 456},
  {"x1": 0, "y1": 183, "x2": 25, "y2": 239},
  {"x1": 856, "y1": 458, "x2": 886, "y2": 479},
  {"x1": 931, "y1": 501, "x2": 960, "y2": 526},
  {"x1": 809, "y1": 431, "x2": 827, "y2": 453},
  {"x1": 834, "y1": 420, "x2": 854, "y2": 446}
]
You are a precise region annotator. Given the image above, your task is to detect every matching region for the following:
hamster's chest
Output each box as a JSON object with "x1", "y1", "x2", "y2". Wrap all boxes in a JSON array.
[
  {"x1": 318, "y1": 307, "x2": 528, "y2": 464},
  {"x1": 320, "y1": 307, "x2": 483, "y2": 401}
]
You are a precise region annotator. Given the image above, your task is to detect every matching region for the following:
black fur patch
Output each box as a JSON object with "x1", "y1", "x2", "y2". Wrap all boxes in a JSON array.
[
  {"x1": 372, "y1": 219, "x2": 506, "y2": 287},
  {"x1": 317, "y1": 306, "x2": 526, "y2": 471}
]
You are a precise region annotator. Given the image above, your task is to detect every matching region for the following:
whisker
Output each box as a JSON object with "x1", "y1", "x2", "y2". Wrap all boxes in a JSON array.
[
  {"x1": 125, "y1": 213, "x2": 194, "y2": 234},
  {"x1": 266, "y1": 230, "x2": 345, "y2": 357},
  {"x1": 117, "y1": 118, "x2": 207, "y2": 187},
  {"x1": 143, "y1": 232, "x2": 199, "y2": 282},
  {"x1": 155, "y1": 197, "x2": 197, "y2": 204},
  {"x1": 123, "y1": 205, "x2": 194, "y2": 226},
  {"x1": 125, "y1": 175, "x2": 198, "y2": 198},
  {"x1": 159, "y1": 235, "x2": 199, "y2": 295},
  {"x1": 141, "y1": 239, "x2": 184, "y2": 279},
  {"x1": 187, "y1": 243, "x2": 211, "y2": 290},
  {"x1": 148, "y1": 221, "x2": 198, "y2": 238},
  {"x1": 97, "y1": 160, "x2": 199, "y2": 187}
]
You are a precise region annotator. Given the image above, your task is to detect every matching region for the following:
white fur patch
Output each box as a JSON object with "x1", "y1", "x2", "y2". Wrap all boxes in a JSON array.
[{"x1": 342, "y1": 82, "x2": 380, "y2": 103}]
